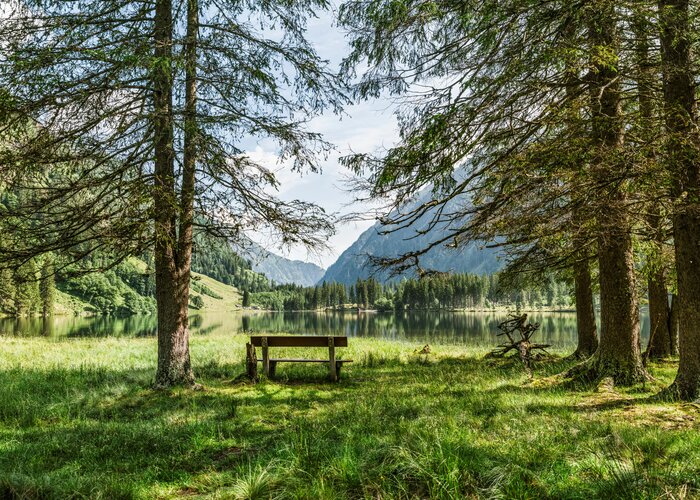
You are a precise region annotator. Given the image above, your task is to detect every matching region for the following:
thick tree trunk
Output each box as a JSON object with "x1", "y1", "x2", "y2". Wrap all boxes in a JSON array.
[
  {"x1": 659, "y1": 0, "x2": 700, "y2": 400},
  {"x1": 154, "y1": 271, "x2": 195, "y2": 387},
  {"x1": 569, "y1": 1, "x2": 648, "y2": 384},
  {"x1": 589, "y1": 206, "x2": 647, "y2": 384},
  {"x1": 645, "y1": 272, "x2": 672, "y2": 360},
  {"x1": 153, "y1": 0, "x2": 195, "y2": 388},
  {"x1": 572, "y1": 258, "x2": 598, "y2": 359},
  {"x1": 670, "y1": 212, "x2": 700, "y2": 398}
]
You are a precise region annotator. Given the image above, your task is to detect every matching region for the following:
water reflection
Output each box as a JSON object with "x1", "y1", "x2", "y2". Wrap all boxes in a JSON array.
[{"x1": 0, "y1": 310, "x2": 652, "y2": 349}]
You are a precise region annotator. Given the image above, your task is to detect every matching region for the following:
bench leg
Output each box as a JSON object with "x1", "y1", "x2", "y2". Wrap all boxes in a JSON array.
[
  {"x1": 262, "y1": 338, "x2": 270, "y2": 377},
  {"x1": 336, "y1": 361, "x2": 342, "y2": 379},
  {"x1": 246, "y1": 343, "x2": 258, "y2": 382},
  {"x1": 269, "y1": 360, "x2": 277, "y2": 378},
  {"x1": 329, "y1": 338, "x2": 337, "y2": 382}
]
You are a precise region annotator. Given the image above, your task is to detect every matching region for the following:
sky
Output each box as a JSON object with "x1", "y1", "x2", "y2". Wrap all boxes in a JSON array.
[{"x1": 242, "y1": 9, "x2": 400, "y2": 269}]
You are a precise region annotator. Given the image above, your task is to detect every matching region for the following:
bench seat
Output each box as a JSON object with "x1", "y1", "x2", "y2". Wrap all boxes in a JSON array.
[{"x1": 247, "y1": 335, "x2": 351, "y2": 381}]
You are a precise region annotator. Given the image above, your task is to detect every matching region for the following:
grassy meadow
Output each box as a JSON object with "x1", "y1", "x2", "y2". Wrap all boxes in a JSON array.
[{"x1": 0, "y1": 332, "x2": 699, "y2": 499}]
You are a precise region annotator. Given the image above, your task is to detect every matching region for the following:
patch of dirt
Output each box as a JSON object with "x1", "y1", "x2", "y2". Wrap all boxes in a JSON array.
[
  {"x1": 617, "y1": 404, "x2": 698, "y2": 430},
  {"x1": 176, "y1": 487, "x2": 200, "y2": 497},
  {"x1": 576, "y1": 382, "x2": 700, "y2": 429}
]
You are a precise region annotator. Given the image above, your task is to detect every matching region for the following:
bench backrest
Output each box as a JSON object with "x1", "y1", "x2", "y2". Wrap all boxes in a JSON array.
[{"x1": 250, "y1": 335, "x2": 348, "y2": 347}]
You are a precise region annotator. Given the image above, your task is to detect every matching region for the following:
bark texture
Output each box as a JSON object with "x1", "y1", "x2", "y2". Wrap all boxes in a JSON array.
[
  {"x1": 659, "y1": 0, "x2": 700, "y2": 400},
  {"x1": 670, "y1": 294, "x2": 680, "y2": 355},
  {"x1": 572, "y1": 258, "x2": 598, "y2": 359},
  {"x1": 153, "y1": 0, "x2": 196, "y2": 388}
]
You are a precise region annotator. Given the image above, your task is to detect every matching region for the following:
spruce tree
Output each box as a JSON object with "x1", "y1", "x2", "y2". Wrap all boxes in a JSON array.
[
  {"x1": 658, "y1": 0, "x2": 700, "y2": 400},
  {"x1": 0, "y1": 0, "x2": 345, "y2": 386}
]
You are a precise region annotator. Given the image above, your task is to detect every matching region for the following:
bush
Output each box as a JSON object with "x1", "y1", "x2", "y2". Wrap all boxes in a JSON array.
[{"x1": 190, "y1": 295, "x2": 205, "y2": 309}]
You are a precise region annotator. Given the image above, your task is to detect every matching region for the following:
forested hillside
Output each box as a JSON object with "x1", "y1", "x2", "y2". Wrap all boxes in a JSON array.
[
  {"x1": 0, "y1": 255, "x2": 156, "y2": 317},
  {"x1": 191, "y1": 237, "x2": 272, "y2": 292},
  {"x1": 0, "y1": 237, "x2": 268, "y2": 316}
]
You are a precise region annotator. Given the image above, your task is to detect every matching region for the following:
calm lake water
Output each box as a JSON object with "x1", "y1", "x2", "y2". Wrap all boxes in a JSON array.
[{"x1": 0, "y1": 310, "x2": 652, "y2": 349}]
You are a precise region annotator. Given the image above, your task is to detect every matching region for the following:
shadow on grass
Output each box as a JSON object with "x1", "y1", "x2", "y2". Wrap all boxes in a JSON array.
[{"x1": 1, "y1": 355, "x2": 697, "y2": 499}]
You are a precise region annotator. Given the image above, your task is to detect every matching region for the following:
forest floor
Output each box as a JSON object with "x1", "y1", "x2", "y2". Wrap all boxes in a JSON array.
[{"x1": 0, "y1": 333, "x2": 699, "y2": 499}]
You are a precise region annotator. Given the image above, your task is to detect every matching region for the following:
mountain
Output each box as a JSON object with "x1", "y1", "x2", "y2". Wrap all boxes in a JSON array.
[
  {"x1": 193, "y1": 235, "x2": 324, "y2": 288},
  {"x1": 243, "y1": 242, "x2": 326, "y2": 287},
  {"x1": 320, "y1": 193, "x2": 503, "y2": 285}
]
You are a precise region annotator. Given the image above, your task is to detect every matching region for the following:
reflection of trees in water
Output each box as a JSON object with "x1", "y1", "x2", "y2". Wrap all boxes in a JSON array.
[
  {"x1": 195, "y1": 323, "x2": 224, "y2": 336},
  {"x1": 66, "y1": 315, "x2": 157, "y2": 338},
  {"x1": 41, "y1": 317, "x2": 53, "y2": 337},
  {"x1": 0, "y1": 310, "x2": 651, "y2": 348},
  {"x1": 239, "y1": 311, "x2": 590, "y2": 347}
]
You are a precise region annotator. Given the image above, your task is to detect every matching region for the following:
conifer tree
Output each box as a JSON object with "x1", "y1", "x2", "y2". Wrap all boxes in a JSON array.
[
  {"x1": 658, "y1": 0, "x2": 700, "y2": 400},
  {"x1": 0, "y1": 0, "x2": 345, "y2": 387},
  {"x1": 339, "y1": 0, "x2": 657, "y2": 383}
]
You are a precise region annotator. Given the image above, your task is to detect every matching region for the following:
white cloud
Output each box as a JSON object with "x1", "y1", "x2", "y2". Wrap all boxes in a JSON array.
[{"x1": 243, "y1": 9, "x2": 402, "y2": 269}]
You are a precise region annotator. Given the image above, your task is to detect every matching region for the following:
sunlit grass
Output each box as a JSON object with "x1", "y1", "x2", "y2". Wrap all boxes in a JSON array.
[{"x1": 0, "y1": 333, "x2": 698, "y2": 498}]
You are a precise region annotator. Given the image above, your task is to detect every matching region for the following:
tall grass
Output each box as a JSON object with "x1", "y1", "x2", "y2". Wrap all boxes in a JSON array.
[{"x1": 0, "y1": 333, "x2": 698, "y2": 498}]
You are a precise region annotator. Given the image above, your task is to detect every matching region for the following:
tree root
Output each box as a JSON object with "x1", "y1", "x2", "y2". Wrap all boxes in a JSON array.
[
  {"x1": 562, "y1": 354, "x2": 651, "y2": 387},
  {"x1": 652, "y1": 382, "x2": 700, "y2": 403},
  {"x1": 564, "y1": 349, "x2": 595, "y2": 362}
]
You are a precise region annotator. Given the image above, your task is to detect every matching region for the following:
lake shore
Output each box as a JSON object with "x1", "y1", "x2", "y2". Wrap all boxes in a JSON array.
[
  {"x1": 243, "y1": 305, "x2": 579, "y2": 313},
  {"x1": 0, "y1": 332, "x2": 696, "y2": 498}
]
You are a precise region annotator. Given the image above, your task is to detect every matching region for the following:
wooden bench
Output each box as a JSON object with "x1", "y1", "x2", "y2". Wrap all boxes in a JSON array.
[{"x1": 247, "y1": 335, "x2": 352, "y2": 381}]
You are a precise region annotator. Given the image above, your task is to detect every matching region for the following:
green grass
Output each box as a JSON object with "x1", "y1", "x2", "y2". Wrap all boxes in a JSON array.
[
  {"x1": 53, "y1": 289, "x2": 96, "y2": 315},
  {"x1": 190, "y1": 272, "x2": 241, "y2": 312},
  {"x1": 0, "y1": 333, "x2": 698, "y2": 499}
]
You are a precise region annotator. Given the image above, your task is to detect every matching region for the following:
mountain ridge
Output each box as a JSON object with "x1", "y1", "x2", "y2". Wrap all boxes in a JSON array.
[
  {"x1": 242, "y1": 241, "x2": 326, "y2": 287},
  {"x1": 319, "y1": 191, "x2": 503, "y2": 284}
]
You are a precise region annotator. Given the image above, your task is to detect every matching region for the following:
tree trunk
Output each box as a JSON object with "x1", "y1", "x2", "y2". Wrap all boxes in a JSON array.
[
  {"x1": 669, "y1": 293, "x2": 680, "y2": 355},
  {"x1": 153, "y1": 0, "x2": 195, "y2": 388},
  {"x1": 659, "y1": 0, "x2": 700, "y2": 400},
  {"x1": 570, "y1": 1, "x2": 647, "y2": 384},
  {"x1": 572, "y1": 258, "x2": 598, "y2": 359},
  {"x1": 563, "y1": 20, "x2": 597, "y2": 361},
  {"x1": 633, "y1": 11, "x2": 672, "y2": 363},
  {"x1": 154, "y1": 268, "x2": 194, "y2": 388},
  {"x1": 670, "y1": 212, "x2": 700, "y2": 398},
  {"x1": 590, "y1": 208, "x2": 647, "y2": 384},
  {"x1": 645, "y1": 272, "x2": 672, "y2": 360}
]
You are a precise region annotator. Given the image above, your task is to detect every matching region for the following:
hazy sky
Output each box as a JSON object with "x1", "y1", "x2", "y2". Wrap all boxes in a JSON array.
[{"x1": 243, "y1": 9, "x2": 400, "y2": 269}]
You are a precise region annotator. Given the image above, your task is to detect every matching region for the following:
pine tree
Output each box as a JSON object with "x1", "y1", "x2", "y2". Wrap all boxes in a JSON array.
[
  {"x1": 0, "y1": 268, "x2": 15, "y2": 314},
  {"x1": 658, "y1": 0, "x2": 700, "y2": 400},
  {"x1": 1, "y1": 0, "x2": 344, "y2": 387}
]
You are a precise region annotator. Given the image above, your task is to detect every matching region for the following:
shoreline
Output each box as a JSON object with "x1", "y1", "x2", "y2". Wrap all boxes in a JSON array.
[{"x1": 242, "y1": 306, "x2": 579, "y2": 314}]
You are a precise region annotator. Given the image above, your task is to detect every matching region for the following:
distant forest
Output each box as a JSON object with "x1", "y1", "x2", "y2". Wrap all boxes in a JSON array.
[{"x1": 248, "y1": 274, "x2": 572, "y2": 312}]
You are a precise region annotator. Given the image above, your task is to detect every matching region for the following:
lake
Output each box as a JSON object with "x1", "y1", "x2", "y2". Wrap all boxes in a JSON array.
[{"x1": 0, "y1": 310, "x2": 652, "y2": 349}]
